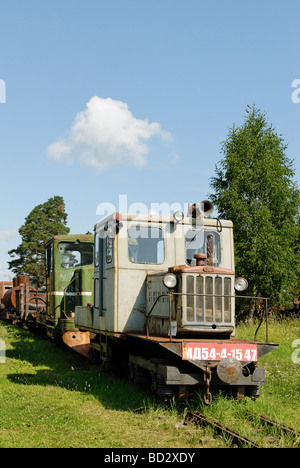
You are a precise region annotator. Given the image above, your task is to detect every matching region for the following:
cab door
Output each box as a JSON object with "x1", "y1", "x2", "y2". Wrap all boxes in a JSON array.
[{"x1": 93, "y1": 234, "x2": 103, "y2": 318}]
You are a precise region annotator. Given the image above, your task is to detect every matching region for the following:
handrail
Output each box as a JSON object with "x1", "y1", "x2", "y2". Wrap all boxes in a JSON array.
[
  {"x1": 146, "y1": 293, "x2": 173, "y2": 339},
  {"x1": 146, "y1": 291, "x2": 269, "y2": 343},
  {"x1": 63, "y1": 276, "x2": 77, "y2": 318}
]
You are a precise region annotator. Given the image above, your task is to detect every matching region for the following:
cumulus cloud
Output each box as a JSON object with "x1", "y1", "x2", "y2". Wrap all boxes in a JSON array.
[
  {"x1": 47, "y1": 97, "x2": 173, "y2": 171},
  {"x1": 0, "y1": 264, "x2": 12, "y2": 281},
  {"x1": 0, "y1": 229, "x2": 18, "y2": 241}
]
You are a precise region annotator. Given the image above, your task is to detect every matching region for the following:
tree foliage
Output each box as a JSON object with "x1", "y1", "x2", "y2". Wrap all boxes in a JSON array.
[
  {"x1": 210, "y1": 105, "x2": 300, "y2": 307},
  {"x1": 8, "y1": 196, "x2": 70, "y2": 287}
]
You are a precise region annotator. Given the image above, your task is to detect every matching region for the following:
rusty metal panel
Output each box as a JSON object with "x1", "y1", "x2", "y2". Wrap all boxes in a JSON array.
[
  {"x1": 62, "y1": 331, "x2": 90, "y2": 358},
  {"x1": 1, "y1": 276, "x2": 45, "y2": 313},
  {"x1": 0, "y1": 282, "x2": 12, "y2": 301}
]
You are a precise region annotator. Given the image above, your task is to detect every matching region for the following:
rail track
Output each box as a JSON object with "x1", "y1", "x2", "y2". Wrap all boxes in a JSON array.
[{"x1": 185, "y1": 411, "x2": 300, "y2": 448}]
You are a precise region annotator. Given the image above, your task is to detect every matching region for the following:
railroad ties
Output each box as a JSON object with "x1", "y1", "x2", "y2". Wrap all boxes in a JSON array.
[{"x1": 185, "y1": 411, "x2": 300, "y2": 448}]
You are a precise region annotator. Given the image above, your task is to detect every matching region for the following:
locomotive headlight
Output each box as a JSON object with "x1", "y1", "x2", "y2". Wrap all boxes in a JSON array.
[
  {"x1": 163, "y1": 273, "x2": 177, "y2": 289},
  {"x1": 234, "y1": 277, "x2": 248, "y2": 292},
  {"x1": 173, "y1": 211, "x2": 184, "y2": 222}
]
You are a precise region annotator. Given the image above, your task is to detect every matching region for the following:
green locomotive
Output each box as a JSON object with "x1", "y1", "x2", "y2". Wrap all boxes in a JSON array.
[{"x1": 37, "y1": 233, "x2": 94, "y2": 356}]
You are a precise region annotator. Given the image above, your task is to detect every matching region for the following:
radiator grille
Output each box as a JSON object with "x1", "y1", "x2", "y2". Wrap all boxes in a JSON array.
[{"x1": 185, "y1": 274, "x2": 232, "y2": 324}]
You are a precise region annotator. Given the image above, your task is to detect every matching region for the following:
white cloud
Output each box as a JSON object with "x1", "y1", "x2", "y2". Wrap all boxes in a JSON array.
[
  {"x1": 0, "y1": 264, "x2": 12, "y2": 281},
  {"x1": 47, "y1": 97, "x2": 172, "y2": 171},
  {"x1": 0, "y1": 229, "x2": 18, "y2": 241}
]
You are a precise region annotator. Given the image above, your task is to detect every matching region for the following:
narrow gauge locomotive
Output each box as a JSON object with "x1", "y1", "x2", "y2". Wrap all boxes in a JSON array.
[
  {"x1": 75, "y1": 202, "x2": 278, "y2": 403},
  {"x1": 39, "y1": 233, "x2": 94, "y2": 356},
  {"x1": 0, "y1": 233, "x2": 94, "y2": 357},
  {"x1": 0, "y1": 203, "x2": 278, "y2": 403}
]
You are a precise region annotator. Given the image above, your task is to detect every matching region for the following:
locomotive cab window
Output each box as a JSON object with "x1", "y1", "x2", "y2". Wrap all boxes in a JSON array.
[
  {"x1": 45, "y1": 243, "x2": 53, "y2": 275},
  {"x1": 128, "y1": 226, "x2": 164, "y2": 264},
  {"x1": 94, "y1": 234, "x2": 100, "y2": 267},
  {"x1": 186, "y1": 230, "x2": 221, "y2": 266},
  {"x1": 59, "y1": 242, "x2": 94, "y2": 269},
  {"x1": 106, "y1": 225, "x2": 114, "y2": 264}
]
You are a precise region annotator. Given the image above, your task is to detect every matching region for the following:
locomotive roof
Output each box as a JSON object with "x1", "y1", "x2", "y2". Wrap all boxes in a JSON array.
[
  {"x1": 94, "y1": 212, "x2": 233, "y2": 231},
  {"x1": 45, "y1": 233, "x2": 94, "y2": 245}
]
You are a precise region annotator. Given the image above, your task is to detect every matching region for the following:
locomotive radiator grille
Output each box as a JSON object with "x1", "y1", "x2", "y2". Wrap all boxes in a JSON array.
[{"x1": 185, "y1": 274, "x2": 233, "y2": 324}]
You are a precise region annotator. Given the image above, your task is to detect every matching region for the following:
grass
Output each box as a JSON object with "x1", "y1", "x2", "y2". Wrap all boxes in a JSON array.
[
  {"x1": 0, "y1": 321, "x2": 203, "y2": 448},
  {"x1": 0, "y1": 317, "x2": 299, "y2": 448},
  {"x1": 236, "y1": 316, "x2": 300, "y2": 426},
  {"x1": 189, "y1": 317, "x2": 300, "y2": 447}
]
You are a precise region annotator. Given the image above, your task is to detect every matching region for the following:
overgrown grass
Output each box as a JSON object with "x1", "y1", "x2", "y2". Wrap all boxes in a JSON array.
[
  {"x1": 187, "y1": 317, "x2": 300, "y2": 447},
  {"x1": 236, "y1": 316, "x2": 300, "y2": 425},
  {"x1": 0, "y1": 321, "x2": 207, "y2": 448},
  {"x1": 0, "y1": 318, "x2": 299, "y2": 447}
]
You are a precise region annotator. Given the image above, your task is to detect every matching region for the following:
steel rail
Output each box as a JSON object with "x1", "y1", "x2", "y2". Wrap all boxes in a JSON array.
[
  {"x1": 185, "y1": 411, "x2": 260, "y2": 448},
  {"x1": 185, "y1": 410, "x2": 300, "y2": 448},
  {"x1": 246, "y1": 412, "x2": 300, "y2": 439}
]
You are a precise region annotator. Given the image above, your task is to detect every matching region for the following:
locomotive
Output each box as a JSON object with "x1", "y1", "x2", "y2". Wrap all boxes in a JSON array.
[
  {"x1": 0, "y1": 202, "x2": 278, "y2": 403},
  {"x1": 0, "y1": 233, "x2": 94, "y2": 357},
  {"x1": 39, "y1": 233, "x2": 94, "y2": 356},
  {"x1": 74, "y1": 201, "x2": 278, "y2": 402}
]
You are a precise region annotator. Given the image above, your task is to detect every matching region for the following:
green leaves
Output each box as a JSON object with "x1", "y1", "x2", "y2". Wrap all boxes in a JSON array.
[
  {"x1": 210, "y1": 105, "x2": 300, "y2": 307},
  {"x1": 8, "y1": 196, "x2": 70, "y2": 287}
]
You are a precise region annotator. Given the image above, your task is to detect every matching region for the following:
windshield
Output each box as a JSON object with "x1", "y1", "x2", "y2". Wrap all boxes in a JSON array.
[
  {"x1": 185, "y1": 230, "x2": 221, "y2": 266},
  {"x1": 59, "y1": 242, "x2": 93, "y2": 269},
  {"x1": 128, "y1": 226, "x2": 164, "y2": 264}
]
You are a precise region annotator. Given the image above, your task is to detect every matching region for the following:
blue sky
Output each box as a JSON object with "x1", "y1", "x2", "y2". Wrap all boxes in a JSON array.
[{"x1": 0, "y1": 0, "x2": 299, "y2": 280}]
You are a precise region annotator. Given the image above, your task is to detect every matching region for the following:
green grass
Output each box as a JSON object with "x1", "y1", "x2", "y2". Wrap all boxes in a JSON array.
[
  {"x1": 236, "y1": 317, "x2": 300, "y2": 425},
  {"x1": 0, "y1": 321, "x2": 203, "y2": 448},
  {"x1": 0, "y1": 317, "x2": 299, "y2": 447},
  {"x1": 188, "y1": 317, "x2": 300, "y2": 447}
]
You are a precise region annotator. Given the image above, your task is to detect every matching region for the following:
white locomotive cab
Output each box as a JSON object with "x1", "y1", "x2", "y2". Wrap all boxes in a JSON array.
[{"x1": 75, "y1": 212, "x2": 235, "y2": 338}]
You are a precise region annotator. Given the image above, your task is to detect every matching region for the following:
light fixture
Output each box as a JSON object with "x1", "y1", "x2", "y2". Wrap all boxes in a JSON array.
[
  {"x1": 163, "y1": 273, "x2": 177, "y2": 289},
  {"x1": 173, "y1": 211, "x2": 184, "y2": 222},
  {"x1": 234, "y1": 277, "x2": 248, "y2": 292}
]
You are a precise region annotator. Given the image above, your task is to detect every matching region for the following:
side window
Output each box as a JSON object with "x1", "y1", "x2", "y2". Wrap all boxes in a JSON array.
[
  {"x1": 94, "y1": 234, "x2": 99, "y2": 267},
  {"x1": 97, "y1": 225, "x2": 114, "y2": 265},
  {"x1": 128, "y1": 226, "x2": 164, "y2": 264},
  {"x1": 106, "y1": 226, "x2": 114, "y2": 264},
  {"x1": 45, "y1": 243, "x2": 53, "y2": 275}
]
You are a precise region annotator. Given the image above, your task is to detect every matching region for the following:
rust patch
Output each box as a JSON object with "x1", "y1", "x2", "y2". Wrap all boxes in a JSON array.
[
  {"x1": 171, "y1": 265, "x2": 235, "y2": 275},
  {"x1": 62, "y1": 331, "x2": 90, "y2": 358}
]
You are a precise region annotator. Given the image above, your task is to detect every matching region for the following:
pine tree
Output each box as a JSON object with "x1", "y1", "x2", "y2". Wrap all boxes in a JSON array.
[
  {"x1": 210, "y1": 105, "x2": 300, "y2": 307},
  {"x1": 8, "y1": 196, "x2": 70, "y2": 287}
]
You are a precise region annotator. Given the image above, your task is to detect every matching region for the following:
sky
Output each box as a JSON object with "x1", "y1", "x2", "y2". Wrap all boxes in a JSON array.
[{"x1": 0, "y1": 0, "x2": 299, "y2": 280}]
